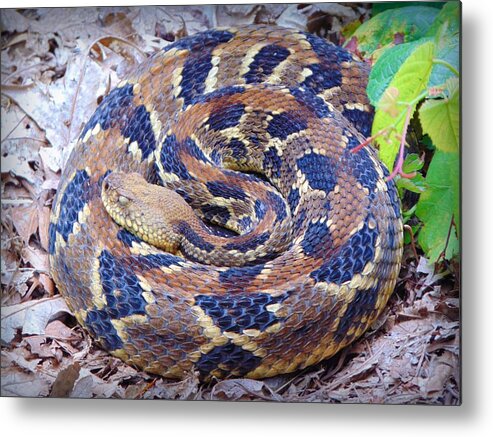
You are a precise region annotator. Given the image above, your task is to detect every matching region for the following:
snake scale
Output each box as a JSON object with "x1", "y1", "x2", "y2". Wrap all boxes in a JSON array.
[{"x1": 49, "y1": 25, "x2": 403, "y2": 381}]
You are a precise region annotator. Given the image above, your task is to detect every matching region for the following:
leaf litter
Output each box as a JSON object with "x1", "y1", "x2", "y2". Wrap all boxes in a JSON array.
[{"x1": 0, "y1": 5, "x2": 459, "y2": 403}]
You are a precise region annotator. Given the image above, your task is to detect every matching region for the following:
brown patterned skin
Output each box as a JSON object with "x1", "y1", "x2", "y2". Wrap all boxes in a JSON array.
[
  {"x1": 101, "y1": 171, "x2": 292, "y2": 266},
  {"x1": 49, "y1": 25, "x2": 403, "y2": 380}
]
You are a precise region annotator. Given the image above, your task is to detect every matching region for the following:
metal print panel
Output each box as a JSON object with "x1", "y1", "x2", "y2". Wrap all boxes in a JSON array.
[{"x1": 0, "y1": 1, "x2": 460, "y2": 404}]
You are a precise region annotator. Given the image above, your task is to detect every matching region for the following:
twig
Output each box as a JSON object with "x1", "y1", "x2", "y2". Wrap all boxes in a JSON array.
[
  {"x1": 404, "y1": 224, "x2": 419, "y2": 262},
  {"x1": 0, "y1": 295, "x2": 66, "y2": 320},
  {"x1": 6, "y1": 136, "x2": 47, "y2": 144},
  {"x1": 437, "y1": 215, "x2": 456, "y2": 263},
  {"x1": 1, "y1": 83, "x2": 35, "y2": 92},
  {"x1": 1, "y1": 114, "x2": 27, "y2": 142},
  {"x1": 21, "y1": 275, "x2": 41, "y2": 302},
  {"x1": 2, "y1": 61, "x2": 47, "y2": 86}
]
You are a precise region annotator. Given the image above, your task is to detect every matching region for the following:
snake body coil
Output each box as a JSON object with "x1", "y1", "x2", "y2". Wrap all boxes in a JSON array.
[{"x1": 49, "y1": 26, "x2": 403, "y2": 380}]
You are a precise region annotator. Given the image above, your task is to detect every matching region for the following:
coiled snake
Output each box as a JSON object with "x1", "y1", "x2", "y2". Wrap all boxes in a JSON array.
[{"x1": 49, "y1": 25, "x2": 403, "y2": 380}]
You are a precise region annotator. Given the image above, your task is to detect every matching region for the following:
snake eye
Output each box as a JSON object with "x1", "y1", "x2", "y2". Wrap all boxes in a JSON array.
[{"x1": 118, "y1": 195, "x2": 129, "y2": 205}]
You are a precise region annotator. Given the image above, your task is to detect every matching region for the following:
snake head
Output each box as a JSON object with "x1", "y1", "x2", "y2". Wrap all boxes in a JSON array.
[
  {"x1": 101, "y1": 171, "x2": 189, "y2": 252},
  {"x1": 101, "y1": 172, "x2": 148, "y2": 210}
]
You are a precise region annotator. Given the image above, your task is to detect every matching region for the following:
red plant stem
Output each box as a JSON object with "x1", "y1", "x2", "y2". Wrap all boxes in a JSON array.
[
  {"x1": 386, "y1": 105, "x2": 416, "y2": 181},
  {"x1": 351, "y1": 127, "x2": 389, "y2": 154}
]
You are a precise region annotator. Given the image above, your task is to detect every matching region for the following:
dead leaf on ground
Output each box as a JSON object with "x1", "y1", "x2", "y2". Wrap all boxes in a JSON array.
[
  {"x1": 3, "y1": 52, "x2": 110, "y2": 157},
  {"x1": 139, "y1": 373, "x2": 200, "y2": 400},
  {"x1": 214, "y1": 4, "x2": 264, "y2": 27},
  {"x1": 1, "y1": 296, "x2": 72, "y2": 343},
  {"x1": 0, "y1": 365, "x2": 51, "y2": 397},
  {"x1": 49, "y1": 362, "x2": 81, "y2": 397},
  {"x1": 9, "y1": 204, "x2": 38, "y2": 245},
  {"x1": 416, "y1": 351, "x2": 458, "y2": 397},
  {"x1": 211, "y1": 378, "x2": 282, "y2": 402}
]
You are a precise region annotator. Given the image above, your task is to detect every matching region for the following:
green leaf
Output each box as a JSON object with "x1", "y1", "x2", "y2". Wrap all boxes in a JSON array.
[
  {"x1": 428, "y1": 2, "x2": 460, "y2": 86},
  {"x1": 403, "y1": 153, "x2": 425, "y2": 173},
  {"x1": 365, "y1": 2, "x2": 459, "y2": 101},
  {"x1": 372, "y1": 41, "x2": 435, "y2": 169},
  {"x1": 396, "y1": 173, "x2": 426, "y2": 194},
  {"x1": 429, "y1": 33, "x2": 459, "y2": 87},
  {"x1": 419, "y1": 77, "x2": 459, "y2": 153},
  {"x1": 341, "y1": 19, "x2": 363, "y2": 41},
  {"x1": 426, "y1": 1, "x2": 461, "y2": 37},
  {"x1": 367, "y1": 39, "x2": 427, "y2": 105},
  {"x1": 396, "y1": 153, "x2": 425, "y2": 194},
  {"x1": 372, "y1": 2, "x2": 445, "y2": 15},
  {"x1": 344, "y1": 6, "x2": 439, "y2": 57},
  {"x1": 415, "y1": 150, "x2": 459, "y2": 261}
]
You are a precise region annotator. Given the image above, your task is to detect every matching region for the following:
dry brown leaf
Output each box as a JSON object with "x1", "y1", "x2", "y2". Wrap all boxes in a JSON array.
[
  {"x1": 3, "y1": 51, "x2": 110, "y2": 155},
  {"x1": 39, "y1": 273, "x2": 55, "y2": 296},
  {"x1": 416, "y1": 256, "x2": 448, "y2": 287},
  {"x1": 10, "y1": 204, "x2": 38, "y2": 245},
  {"x1": 26, "y1": 7, "x2": 102, "y2": 44},
  {"x1": 21, "y1": 244, "x2": 49, "y2": 273},
  {"x1": 69, "y1": 367, "x2": 122, "y2": 399},
  {"x1": 70, "y1": 368, "x2": 124, "y2": 399},
  {"x1": 388, "y1": 351, "x2": 418, "y2": 383},
  {"x1": 38, "y1": 145, "x2": 63, "y2": 174},
  {"x1": 137, "y1": 5, "x2": 212, "y2": 39},
  {"x1": 0, "y1": 10, "x2": 30, "y2": 33},
  {"x1": 70, "y1": 372, "x2": 95, "y2": 399},
  {"x1": 44, "y1": 320, "x2": 77, "y2": 340},
  {"x1": 1, "y1": 143, "x2": 40, "y2": 186},
  {"x1": 416, "y1": 351, "x2": 458, "y2": 395},
  {"x1": 1, "y1": 348, "x2": 52, "y2": 397},
  {"x1": 215, "y1": 4, "x2": 262, "y2": 27},
  {"x1": 142, "y1": 373, "x2": 200, "y2": 400},
  {"x1": 276, "y1": 4, "x2": 309, "y2": 30},
  {"x1": 1, "y1": 296, "x2": 71, "y2": 343},
  {"x1": 1, "y1": 270, "x2": 31, "y2": 300},
  {"x1": 1, "y1": 105, "x2": 46, "y2": 186},
  {"x1": 275, "y1": 3, "x2": 355, "y2": 31},
  {"x1": 37, "y1": 205, "x2": 51, "y2": 252},
  {"x1": 0, "y1": 366, "x2": 51, "y2": 397},
  {"x1": 24, "y1": 336, "x2": 58, "y2": 359},
  {"x1": 91, "y1": 379, "x2": 123, "y2": 399},
  {"x1": 313, "y1": 2, "x2": 357, "y2": 20},
  {"x1": 211, "y1": 378, "x2": 280, "y2": 401},
  {"x1": 49, "y1": 362, "x2": 81, "y2": 397},
  {"x1": 1, "y1": 177, "x2": 33, "y2": 211},
  {"x1": 2, "y1": 348, "x2": 41, "y2": 373},
  {"x1": 255, "y1": 4, "x2": 289, "y2": 24}
]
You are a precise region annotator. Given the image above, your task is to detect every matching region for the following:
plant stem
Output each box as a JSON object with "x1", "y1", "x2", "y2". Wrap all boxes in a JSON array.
[
  {"x1": 386, "y1": 105, "x2": 416, "y2": 181},
  {"x1": 432, "y1": 58, "x2": 459, "y2": 77},
  {"x1": 353, "y1": 90, "x2": 427, "y2": 154},
  {"x1": 351, "y1": 127, "x2": 389, "y2": 153}
]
